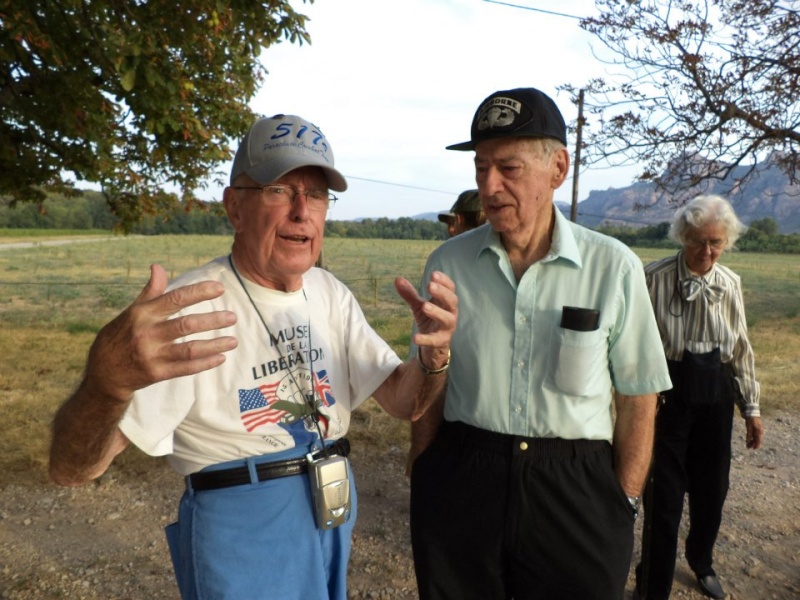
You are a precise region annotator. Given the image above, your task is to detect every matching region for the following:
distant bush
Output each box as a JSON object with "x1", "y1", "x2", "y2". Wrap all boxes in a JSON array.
[
  {"x1": 3, "y1": 191, "x2": 797, "y2": 250},
  {"x1": 597, "y1": 218, "x2": 800, "y2": 253},
  {"x1": 0, "y1": 190, "x2": 448, "y2": 240}
]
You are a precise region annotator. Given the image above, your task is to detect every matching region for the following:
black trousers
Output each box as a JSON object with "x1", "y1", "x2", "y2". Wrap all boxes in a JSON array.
[
  {"x1": 637, "y1": 377, "x2": 735, "y2": 599},
  {"x1": 410, "y1": 421, "x2": 636, "y2": 600}
]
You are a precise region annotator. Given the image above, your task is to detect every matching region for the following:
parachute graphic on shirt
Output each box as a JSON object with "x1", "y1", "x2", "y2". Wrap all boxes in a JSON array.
[{"x1": 238, "y1": 369, "x2": 336, "y2": 433}]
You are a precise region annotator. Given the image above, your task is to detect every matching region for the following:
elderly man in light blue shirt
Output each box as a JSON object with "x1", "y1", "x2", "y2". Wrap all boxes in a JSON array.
[{"x1": 408, "y1": 88, "x2": 671, "y2": 600}]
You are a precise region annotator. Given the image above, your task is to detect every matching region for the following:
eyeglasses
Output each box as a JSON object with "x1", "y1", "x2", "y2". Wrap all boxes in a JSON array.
[
  {"x1": 686, "y1": 237, "x2": 727, "y2": 250},
  {"x1": 232, "y1": 185, "x2": 337, "y2": 211}
]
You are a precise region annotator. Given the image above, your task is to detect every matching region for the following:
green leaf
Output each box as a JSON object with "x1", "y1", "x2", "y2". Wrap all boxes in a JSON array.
[
  {"x1": 1, "y1": 0, "x2": 312, "y2": 229},
  {"x1": 120, "y1": 69, "x2": 136, "y2": 92}
]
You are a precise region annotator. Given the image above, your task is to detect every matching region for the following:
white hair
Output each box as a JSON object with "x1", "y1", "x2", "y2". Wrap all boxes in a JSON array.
[
  {"x1": 524, "y1": 137, "x2": 565, "y2": 160},
  {"x1": 668, "y1": 194, "x2": 747, "y2": 250}
]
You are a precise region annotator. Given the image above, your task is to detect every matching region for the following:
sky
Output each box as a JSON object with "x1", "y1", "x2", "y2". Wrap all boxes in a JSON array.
[{"x1": 198, "y1": 0, "x2": 641, "y2": 220}]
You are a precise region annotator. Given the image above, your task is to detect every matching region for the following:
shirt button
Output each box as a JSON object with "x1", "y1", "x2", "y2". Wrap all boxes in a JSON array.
[
  {"x1": 514, "y1": 406, "x2": 522, "y2": 413},
  {"x1": 519, "y1": 441, "x2": 529, "y2": 451},
  {"x1": 519, "y1": 316, "x2": 527, "y2": 323},
  {"x1": 517, "y1": 360, "x2": 525, "y2": 368}
]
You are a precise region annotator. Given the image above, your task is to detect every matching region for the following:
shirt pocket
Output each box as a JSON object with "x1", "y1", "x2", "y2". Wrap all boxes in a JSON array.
[{"x1": 548, "y1": 327, "x2": 608, "y2": 397}]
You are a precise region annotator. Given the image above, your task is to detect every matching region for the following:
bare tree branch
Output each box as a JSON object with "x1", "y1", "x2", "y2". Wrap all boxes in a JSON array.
[{"x1": 560, "y1": 0, "x2": 800, "y2": 205}]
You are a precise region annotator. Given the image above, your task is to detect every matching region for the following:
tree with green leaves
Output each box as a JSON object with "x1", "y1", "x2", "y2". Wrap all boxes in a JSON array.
[
  {"x1": 1, "y1": 0, "x2": 311, "y2": 230},
  {"x1": 747, "y1": 216, "x2": 779, "y2": 236},
  {"x1": 563, "y1": 0, "x2": 800, "y2": 204}
]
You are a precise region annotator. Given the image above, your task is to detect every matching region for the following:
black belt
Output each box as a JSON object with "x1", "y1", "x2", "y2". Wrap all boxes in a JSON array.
[
  {"x1": 187, "y1": 438, "x2": 350, "y2": 492},
  {"x1": 440, "y1": 421, "x2": 608, "y2": 457}
]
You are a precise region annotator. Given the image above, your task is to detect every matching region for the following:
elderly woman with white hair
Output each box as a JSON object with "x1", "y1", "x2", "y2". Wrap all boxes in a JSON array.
[{"x1": 634, "y1": 194, "x2": 764, "y2": 600}]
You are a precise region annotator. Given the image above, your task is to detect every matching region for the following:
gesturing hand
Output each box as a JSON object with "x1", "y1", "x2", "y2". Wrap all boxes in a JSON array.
[
  {"x1": 394, "y1": 270, "x2": 457, "y2": 368},
  {"x1": 85, "y1": 264, "x2": 239, "y2": 401}
]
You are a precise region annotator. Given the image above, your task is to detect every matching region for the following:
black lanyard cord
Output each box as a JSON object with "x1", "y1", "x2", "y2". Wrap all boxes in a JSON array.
[{"x1": 227, "y1": 255, "x2": 329, "y2": 455}]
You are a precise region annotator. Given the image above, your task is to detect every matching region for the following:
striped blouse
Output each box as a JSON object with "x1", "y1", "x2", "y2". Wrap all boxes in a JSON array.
[{"x1": 644, "y1": 251, "x2": 760, "y2": 417}]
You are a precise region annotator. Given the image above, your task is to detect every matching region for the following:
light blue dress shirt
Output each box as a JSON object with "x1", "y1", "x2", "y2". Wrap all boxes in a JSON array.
[{"x1": 414, "y1": 208, "x2": 671, "y2": 442}]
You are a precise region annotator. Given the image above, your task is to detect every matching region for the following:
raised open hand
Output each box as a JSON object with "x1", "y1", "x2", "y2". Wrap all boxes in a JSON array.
[{"x1": 84, "y1": 264, "x2": 239, "y2": 401}]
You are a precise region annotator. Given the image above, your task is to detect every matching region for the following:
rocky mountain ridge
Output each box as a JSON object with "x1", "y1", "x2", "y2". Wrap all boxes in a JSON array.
[
  {"x1": 417, "y1": 154, "x2": 800, "y2": 233},
  {"x1": 564, "y1": 153, "x2": 800, "y2": 233}
]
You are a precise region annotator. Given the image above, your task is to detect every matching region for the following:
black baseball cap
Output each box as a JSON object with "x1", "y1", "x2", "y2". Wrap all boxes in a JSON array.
[{"x1": 446, "y1": 88, "x2": 567, "y2": 151}]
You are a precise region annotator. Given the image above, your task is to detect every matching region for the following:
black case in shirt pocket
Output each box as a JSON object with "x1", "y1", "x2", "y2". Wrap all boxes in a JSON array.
[{"x1": 560, "y1": 306, "x2": 600, "y2": 332}]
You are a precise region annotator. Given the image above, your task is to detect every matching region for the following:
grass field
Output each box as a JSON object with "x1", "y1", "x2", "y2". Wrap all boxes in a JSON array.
[{"x1": 1, "y1": 234, "x2": 798, "y2": 486}]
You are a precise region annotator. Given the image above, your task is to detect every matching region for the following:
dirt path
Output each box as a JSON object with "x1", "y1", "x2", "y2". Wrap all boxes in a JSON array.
[{"x1": 1, "y1": 411, "x2": 798, "y2": 599}]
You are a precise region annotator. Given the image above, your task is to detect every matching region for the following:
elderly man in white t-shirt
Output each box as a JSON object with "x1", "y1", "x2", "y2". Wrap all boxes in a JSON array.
[{"x1": 49, "y1": 114, "x2": 457, "y2": 600}]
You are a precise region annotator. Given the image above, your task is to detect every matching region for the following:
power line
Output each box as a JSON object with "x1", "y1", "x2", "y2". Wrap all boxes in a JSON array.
[
  {"x1": 482, "y1": 0, "x2": 583, "y2": 20},
  {"x1": 345, "y1": 175, "x2": 456, "y2": 196},
  {"x1": 342, "y1": 175, "x2": 661, "y2": 226},
  {"x1": 345, "y1": 2, "x2": 585, "y2": 199}
]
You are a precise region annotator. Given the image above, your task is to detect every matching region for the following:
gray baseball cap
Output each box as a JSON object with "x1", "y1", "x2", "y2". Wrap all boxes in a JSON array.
[{"x1": 230, "y1": 114, "x2": 347, "y2": 191}]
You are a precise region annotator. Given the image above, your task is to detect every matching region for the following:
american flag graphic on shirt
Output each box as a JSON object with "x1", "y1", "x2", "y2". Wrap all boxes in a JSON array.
[
  {"x1": 238, "y1": 370, "x2": 336, "y2": 433},
  {"x1": 238, "y1": 381, "x2": 283, "y2": 432}
]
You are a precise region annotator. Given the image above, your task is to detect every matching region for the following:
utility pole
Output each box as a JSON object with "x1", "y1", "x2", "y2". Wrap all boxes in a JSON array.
[{"x1": 570, "y1": 88, "x2": 584, "y2": 223}]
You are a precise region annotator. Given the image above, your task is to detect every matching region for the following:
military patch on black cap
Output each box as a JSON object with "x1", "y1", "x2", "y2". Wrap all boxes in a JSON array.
[
  {"x1": 476, "y1": 96, "x2": 531, "y2": 136},
  {"x1": 447, "y1": 87, "x2": 567, "y2": 151}
]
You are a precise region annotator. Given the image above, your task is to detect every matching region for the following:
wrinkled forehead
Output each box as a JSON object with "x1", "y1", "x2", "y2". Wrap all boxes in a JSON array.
[{"x1": 474, "y1": 136, "x2": 548, "y2": 163}]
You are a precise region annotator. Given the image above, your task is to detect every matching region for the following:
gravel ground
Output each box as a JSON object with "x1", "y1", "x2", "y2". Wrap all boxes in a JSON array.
[{"x1": 1, "y1": 410, "x2": 798, "y2": 599}]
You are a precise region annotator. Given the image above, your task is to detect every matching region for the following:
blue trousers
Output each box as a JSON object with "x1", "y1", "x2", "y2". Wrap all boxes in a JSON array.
[{"x1": 165, "y1": 448, "x2": 357, "y2": 600}]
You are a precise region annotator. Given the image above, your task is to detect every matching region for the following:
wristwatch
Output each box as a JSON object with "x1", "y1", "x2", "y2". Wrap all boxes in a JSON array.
[{"x1": 628, "y1": 496, "x2": 640, "y2": 517}]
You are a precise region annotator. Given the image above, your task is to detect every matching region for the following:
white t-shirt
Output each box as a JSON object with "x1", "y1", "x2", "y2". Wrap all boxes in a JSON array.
[{"x1": 119, "y1": 256, "x2": 402, "y2": 475}]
